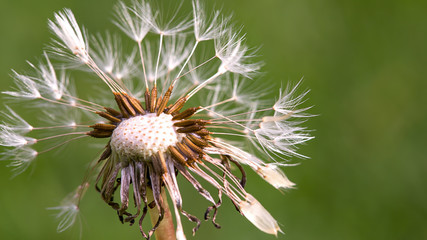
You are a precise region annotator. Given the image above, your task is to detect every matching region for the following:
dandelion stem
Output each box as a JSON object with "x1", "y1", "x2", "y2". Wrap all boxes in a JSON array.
[
  {"x1": 174, "y1": 40, "x2": 199, "y2": 81},
  {"x1": 200, "y1": 107, "x2": 254, "y2": 133},
  {"x1": 154, "y1": 34, "x2": 164, "y2": 87},
  {"x1": 138, "y1": 40, "x2": 149, "y2": 90},
  {"x1": 172, "y1": 55, "x2": 217, "y2": 88},
  {"x1": 202, "y1": 97, "x2": 236, "y2": 110},
  {"x1": 147, "y1": 188, "x2": 176, "y2": 240},
  {"x1": 187, "y1": 71, "x2": 222, "y2": 99}
]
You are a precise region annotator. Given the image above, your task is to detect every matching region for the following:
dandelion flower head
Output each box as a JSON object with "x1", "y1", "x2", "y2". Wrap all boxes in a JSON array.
[{"x1": 0, "y1": 0, "x2": 313, "y2": 239}]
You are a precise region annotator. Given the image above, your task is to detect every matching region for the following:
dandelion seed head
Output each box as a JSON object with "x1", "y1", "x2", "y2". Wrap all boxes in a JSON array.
[
  {"x1": 2, "y1": 1, "x2": 313, "y2": 238},
  {"x1": 111, "y1": 113, "x2": 180, "y2": 158}
]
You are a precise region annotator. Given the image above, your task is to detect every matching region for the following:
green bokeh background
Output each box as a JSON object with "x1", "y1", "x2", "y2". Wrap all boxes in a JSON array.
[{"x1": 1, "y1": 0, "x2": 426, "y2": 239}]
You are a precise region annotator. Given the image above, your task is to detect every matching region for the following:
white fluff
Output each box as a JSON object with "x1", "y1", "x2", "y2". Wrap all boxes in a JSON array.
[
  {"x1": 48, "y1": 9, "x2": 89, "y2": 63},
  {"x1": 0, "y1": 106, "x2": 33, "y2": 133},
  {"x1": 113, "y1": 0, "x2": 152, "y2": 42},
  {"x1": 3, "y1": 71, "x2": 41, "y2": 99},
  {"x1": 192, "y1": 0, "x2": 225, "y2": 41},
  {"x1": 0, "y1": 127, "x2": 36, "y2": 147}
]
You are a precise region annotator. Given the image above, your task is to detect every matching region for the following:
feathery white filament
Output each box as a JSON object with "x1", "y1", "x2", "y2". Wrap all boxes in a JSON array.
[
  {"x1": 91, "y1": 33, "x2": 138, "y2": 81},
  {"x1": 3, "y1": 71, "x2": 41, "y2": 99},
  {"x1": 0, "y1": 127, "x2": 36, "y2": 147},
  {"x1": 254, "y1": 86, "x2": 314, "y2": 158},
  {"x1": 274, "y1": 81, "x2": 312, "y2": 117},
  {"x1": 187, "y1": 71, "x2": 222, "y2": 99},
  {"x1": 141, "y1": 41, "x2": 168, "y2": 83},
  {"x1": 114, "y1": 0, "x2": 152, "y2": 42},
  {"x1": 48, "y1": 183, "x2": 89, "y2": 233},
  {"x1": 154, "y1": 34, "x2": 164, "y2": 86},
  {"x1": 0, "y1": 106, "x2": 33, "y2": 133},
  {"x1": 49, "y1": 9, "x2": 89, "y2": 63},
  {"x1": 192, "y1": 0, "x2": 224, "y2": 42},
  {"x1": 50, "y1": 204, "x2": 79, "y2": 233},
  {"x1": 1, "y1": 147, "x2": 38, "y2": 177},
  {"x1": 29, "y1": 52, "x2": 71, "y2": 101},
  {"x1": 146, "y1": 1, "x2": 192, "y2": 36},
  {"x1": 49, "y1": 9, "x2": 125, "y2": 93},
  {"x1": 215, "y1": 29, "x2": 260, "y2": 77},
  {"x1": 162, "y1": 36, "x2": 192, "y2": 72}
]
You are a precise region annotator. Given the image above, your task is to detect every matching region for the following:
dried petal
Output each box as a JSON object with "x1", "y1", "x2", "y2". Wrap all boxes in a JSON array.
[{"x1": 239, "y1": 194, "x2": 282, "y2": 236}]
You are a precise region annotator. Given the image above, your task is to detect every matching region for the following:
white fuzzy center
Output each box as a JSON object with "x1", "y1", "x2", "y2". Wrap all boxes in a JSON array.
[{"x1": 110, "y1": 113, "x2": 178, "y2": 158}]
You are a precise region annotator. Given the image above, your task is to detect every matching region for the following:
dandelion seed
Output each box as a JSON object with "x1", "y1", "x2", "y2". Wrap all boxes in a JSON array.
[
  {"x1": 29, "y1": 52, "x2": 70, "y2": 100},
  {"x1": 215, "y1": 28, "x2": 261, "y2": 77},
  {"x1": 48, "y1": 9, "x2": 89, "y2": 63},
  {"x1": 48, "y1": 183, "x2": 89, "y2": 233},
  {"x1": 0, "y1": 127, "x2": 36, "y2": 147},
  {"x1": 3, "y1": 71, "x2": 41, "y2": 99},
  {"x1": 91, "y1": 32, "x2": 139, "y2": 80},
  {"x1": 113, "y1": 0, "x2": 152, "y2": 43},
  {"x1": 0, "y1": 106, "x2": 33, "y2": 133},
  {"x1": 1, "y1": 1, "x2": 313, "y2": 239},
  {"x1": 0, "y1": 147, "x2": 38, "y2": 177},
  {"x1": 192, "y1": 0, "x2": 226, "y2": 42}
]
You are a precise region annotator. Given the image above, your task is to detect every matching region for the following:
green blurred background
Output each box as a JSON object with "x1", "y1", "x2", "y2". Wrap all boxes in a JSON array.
[{"x1": 1, "y1": 0, "x2": 426, "y2": 239}]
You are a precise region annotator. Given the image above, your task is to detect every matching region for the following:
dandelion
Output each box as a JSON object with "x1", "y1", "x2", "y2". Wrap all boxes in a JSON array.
[{"x1": 0, "y1": 1, "x2": 313, "y2": 240}]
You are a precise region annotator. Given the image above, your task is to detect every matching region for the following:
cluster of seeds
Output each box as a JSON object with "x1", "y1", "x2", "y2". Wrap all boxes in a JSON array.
[{"x1": 88, "y1": 88, "x2": 212, "y2": 166}]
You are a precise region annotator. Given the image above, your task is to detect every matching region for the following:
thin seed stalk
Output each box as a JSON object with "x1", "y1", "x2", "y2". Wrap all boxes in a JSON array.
[{"x1": 147, "y1": 188, "x2": 176, "y2": 240}]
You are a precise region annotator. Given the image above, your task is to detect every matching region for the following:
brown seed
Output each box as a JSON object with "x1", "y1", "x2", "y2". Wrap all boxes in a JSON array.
[
  {"x1": 176, "y1": 142, "x2": 198, "y2": 163},
  {"x1": 89, "y1": 123, "x2": 117, "y2": 131},
  {"x1": 187, "y1": 134, "x2": 209, "y2": 147},
  {"x1": 124, "y1": 93, "x2": 145, "y2": 114},
  {"x1": 104, "y1": 107, "x2": 121, "y2": 117},
  {"x1": 156, "y1": 95, "x2": 163, "y2": 111},
  {"x1": 87, "y1": 130, "x2": 113, "y2": 138},
  {"x1": 119, "y1": 92, "x2": 137, "y2": 117},
  {"x1": 172, "y1": 107, "x2": 200, "y2": 120},
  {"x1": 150, "y1": 86, "x2": 157, "y2": 113},
  {"x1": 96, "y1": 111, "x2": 121, "y2": 123},
  {"x1": 168, "y1": 146, "x2": 187, "y2": 166},
  {"x1": 156, "y1": 85, "x2": 174, "y2": 116},
  {"x1": 176, "y1": 124, "x2": 204, "y2": 133},
  {"x1": 195, "y1": 129, "x2": 211, "y2": 136},
  {"x1": 182, "y1": 137, "x2": 204, "y2": 154},
  {"x1": 114, "y1": 92, "x2": 130, "y2": 118},
  {"x1": 166, "y1": 96, "x2": 187, "y2": 114},
  {"x1": 144, "y1": 88, "x2": 150, "y2": 111},
  {"x1": 174, "y1": 119, "x2": 210, "y2": 127}
]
